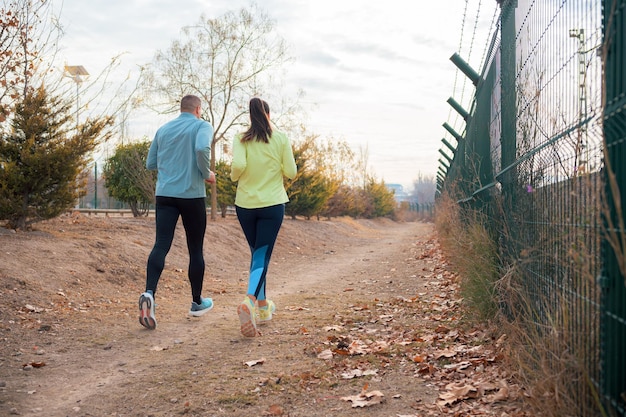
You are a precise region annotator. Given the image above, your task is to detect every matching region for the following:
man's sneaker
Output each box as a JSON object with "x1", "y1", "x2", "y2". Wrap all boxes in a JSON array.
[
  {"x1": 139, "y1": 292, "x2": 156, "y2": 330},
  {"x1": 237, "y1": 297, "x2": 259, "y2": 337},
  {"x1": 189, "y1": 297, "x2": 214, "y2": 317},
  {"x1": 258, "y1": 300, "x2": 276, "y2": 323}
]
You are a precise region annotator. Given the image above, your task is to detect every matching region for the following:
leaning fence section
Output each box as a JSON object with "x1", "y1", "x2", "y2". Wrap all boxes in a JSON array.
[{"x1": 437, "y1": 0, "x2": 625, "y2": 415}]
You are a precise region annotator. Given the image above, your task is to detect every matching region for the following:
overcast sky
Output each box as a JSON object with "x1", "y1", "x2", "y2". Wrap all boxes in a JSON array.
[{"x1": 54, "y1": 0, "x2": 498, "y2": 190}]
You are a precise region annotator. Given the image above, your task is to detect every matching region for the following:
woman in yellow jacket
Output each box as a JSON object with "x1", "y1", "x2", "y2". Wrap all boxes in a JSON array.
[{"x1": 230, "y1": 97, "x2": 297, "y2": 337}]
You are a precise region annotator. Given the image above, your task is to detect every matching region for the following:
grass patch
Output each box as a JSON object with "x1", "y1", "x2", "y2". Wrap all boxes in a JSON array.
[
  {"x1": 435, "y1": 188, "x2": 610, "y2": 416},
  {"x1": 496, "y1": 264, "x2": 607, "y2": 417},
  {"x1": 435, "y1": 193, "x2": 499, "y2": 321}
]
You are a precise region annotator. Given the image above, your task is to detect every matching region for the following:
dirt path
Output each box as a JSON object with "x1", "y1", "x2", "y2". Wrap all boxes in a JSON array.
[{"x1": 0, "y1": 215, "x2": 526, "y2": 416}]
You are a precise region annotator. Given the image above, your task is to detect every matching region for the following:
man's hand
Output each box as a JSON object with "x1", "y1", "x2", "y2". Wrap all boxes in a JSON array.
[{"x1": 205, "y1": 171, "x2": 216, "y2": 184}]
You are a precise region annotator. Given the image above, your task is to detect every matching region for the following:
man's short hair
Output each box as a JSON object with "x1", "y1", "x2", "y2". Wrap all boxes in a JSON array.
[{"x1": 181, "y1": 95, "x2": 201, "y2": 112}]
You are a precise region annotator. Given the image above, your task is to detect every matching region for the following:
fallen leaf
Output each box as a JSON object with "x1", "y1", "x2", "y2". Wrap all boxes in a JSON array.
[
  {"x1": 476, "y1": 381, "x2": 499, "y2": 394},
  {"x1": 340, "y1": 369, "x2": 378, "y2": 379},
  {"x1": 263, "y1": 404, "x2": 284, "y2": 416},
  {"x1": 369, "y1": 340, "x2": 390, "y2": 353},
  {"x1": 24, "y1": 304, "x2": 44, "y2": 313},
  {"x1": 489, "y1": 386, "x2": 510, "y2": 402},
  {"x1": 317, "y1": 349, "x2": 333, "y2": 360},
  {"x1": 444, "y1": 360, "x2": 471, "y2": 370},
  {"x1": 341, "y1": 388, "x2": 385, "y2": 408},
  {"x1": 412, "y1": 355, "x2": 425, "y2": 363},
  {"x1": 417, "y1": 363, "x2": 435, "y2": 374},
  {"x1": 348, "y1": 340, "x2": 368, "y2": 355},
  {"x1": 437, "y1": 382, "x2": 478, "y2": 407},
  {"x1": 435, "y1": 325, "x2": 450, "y2": 333},
  {"x1": 150, "y1": 346, "x2": 167, "y2": 351},
  {"x1": 434, "y1": 349, "x2": 456, "y2": 359},
  {"x1": 284, "y1": 305, "x2": 309, "y2": 311},
  {"x1": 244, "y1": 358, "x2": 266, "y2": 367}
]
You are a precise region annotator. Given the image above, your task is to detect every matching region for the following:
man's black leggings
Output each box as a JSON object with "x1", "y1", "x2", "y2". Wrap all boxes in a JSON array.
[{"x1": 146, "y1": 196, "x2": 206, "y2": 302}]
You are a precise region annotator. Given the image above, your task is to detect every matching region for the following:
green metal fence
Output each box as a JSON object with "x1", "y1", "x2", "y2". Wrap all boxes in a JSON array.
[
  {"x1": 437, "y1": 0, "x2": 625, "y2": 414},
  {"x1": 601, "y1": 0, "x2": 626, "y2": 412}
]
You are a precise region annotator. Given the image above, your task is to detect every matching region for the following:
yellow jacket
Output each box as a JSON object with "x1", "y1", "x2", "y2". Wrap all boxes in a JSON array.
[{"x1": 230, "y1": 130, "x2": 297, "y2": 209}]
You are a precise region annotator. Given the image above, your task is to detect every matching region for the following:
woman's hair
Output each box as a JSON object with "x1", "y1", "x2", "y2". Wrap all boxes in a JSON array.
[{"x1": 241, "y1": 97, "x2": 272, "y2": 143}]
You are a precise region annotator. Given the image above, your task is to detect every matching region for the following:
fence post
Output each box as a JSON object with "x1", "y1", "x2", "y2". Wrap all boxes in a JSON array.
[
  {"x1": 500, "y1": 0, "x2": 517, "y2": 205},
  {"x1": 442, "y1": 122, "x2": 466, "y2": 193},
  {"x1": 600, "y1": 0, "x2": 626, "y2": 413}
]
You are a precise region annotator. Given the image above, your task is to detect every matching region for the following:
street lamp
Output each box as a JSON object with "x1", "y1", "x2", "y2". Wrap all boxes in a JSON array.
[
  {"x1": 64, "y1": 65, "x2": 90, "y2": 208},
  {"x1": 64, "y1": 65, "x2": 89, "y2": 129}
]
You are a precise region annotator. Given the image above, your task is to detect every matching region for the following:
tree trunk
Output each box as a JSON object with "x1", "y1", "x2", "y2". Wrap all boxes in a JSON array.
[{"x1": 210, "y1": 140, "x2": 217, "y2": 221}]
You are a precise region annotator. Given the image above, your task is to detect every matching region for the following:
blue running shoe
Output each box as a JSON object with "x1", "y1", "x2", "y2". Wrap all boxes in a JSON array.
[
  {"x1": 139, "y1": 292, "x2": 156, "y2": 330},
  {"x1": 189, "y1": 297, "x2": 213, "y2": 317}
]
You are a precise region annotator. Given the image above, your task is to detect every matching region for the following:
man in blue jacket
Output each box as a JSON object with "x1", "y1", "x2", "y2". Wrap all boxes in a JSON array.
[{"x1": 138, "y1": 94, "x2": 216, "y2": 330}]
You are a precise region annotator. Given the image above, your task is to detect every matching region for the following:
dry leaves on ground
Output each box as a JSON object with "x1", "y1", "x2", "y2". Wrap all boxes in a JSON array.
[{"x1": 302, "y1": 238, "x2": 530, "y2": 416}]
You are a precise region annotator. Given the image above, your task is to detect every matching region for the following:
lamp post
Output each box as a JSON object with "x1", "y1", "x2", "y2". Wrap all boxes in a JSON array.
[
  {"x1": 64, "y1": 65, "x2": 89, "y2": 129},
  {"x1": 64, "y1": 65, "x2": 90, "y2": 207}
]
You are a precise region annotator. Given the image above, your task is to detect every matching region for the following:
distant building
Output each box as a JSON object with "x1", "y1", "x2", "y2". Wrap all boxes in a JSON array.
[{"x1": 385, "y1": 183, "x2": 413, "y2": 203}]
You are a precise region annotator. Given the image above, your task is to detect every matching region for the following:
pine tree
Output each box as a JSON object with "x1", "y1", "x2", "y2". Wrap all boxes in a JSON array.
[
  {"x1": 365, "y1": 178, "x2": 396, "y2": 218},
  {"x1": 0, "y1": 86, "x2": 111, "y2": 229},
  {"x1": 211, "y1": 159, "x2": 236, "y2": 218},
  {"x1": 285, "y1": 138, "x2": 335, "y2": 220}
]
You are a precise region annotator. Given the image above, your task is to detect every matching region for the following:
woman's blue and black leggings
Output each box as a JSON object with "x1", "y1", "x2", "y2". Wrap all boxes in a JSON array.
[
  {"x1": 235, "y1": 203, "x2": 285, "y2": 301},
  {"x1": 146, "y1": 196, "x2": 206, "y2": 302}
]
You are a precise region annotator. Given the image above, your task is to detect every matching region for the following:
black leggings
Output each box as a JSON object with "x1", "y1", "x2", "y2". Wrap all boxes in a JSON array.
[
  {"x1": 235, "y1": 204, "x2": 285, "y2": 301},
  {"x1": 146, "y1": 196, "x2": 206, "y2": 302}
]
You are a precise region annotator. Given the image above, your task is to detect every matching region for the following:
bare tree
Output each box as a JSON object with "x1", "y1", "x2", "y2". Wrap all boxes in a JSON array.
[
  {"x1": 0, "y1": 0, "x2": 58, "y2": 122},
  {"x1": 139, "y1": 4, "x2": 293, "y2": 219},
  {"x1": 411, "y1": 173, "x2": 437, "y2": 204},
  {"x1": 356, "y1": 144, "x2": 373, "y2": 189},
  {"x1": 1, "y1": 0, "x2": 140, "y2": 146}
]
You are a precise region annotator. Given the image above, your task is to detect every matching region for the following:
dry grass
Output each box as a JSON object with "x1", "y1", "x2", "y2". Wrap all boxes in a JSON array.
[
  {"x1": 496, "y1": 263, "x2": 608, "y2": 417},
  {"x1": 434, "y1": 193, "x2": 499, "y2": 321},
  {"x1": 434, "y1": 190, "x2": 611, "y2": 416},
  {"x1": 393, "y1": 203, "x2": 434, "y2": 222}
]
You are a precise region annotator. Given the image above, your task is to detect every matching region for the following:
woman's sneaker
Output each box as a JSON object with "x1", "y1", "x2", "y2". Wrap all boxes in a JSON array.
[
  {"x1": 139, "y1": 292, "x2": 156, "y2": 330},
  {"x1": 258, "y1": 300, "x2": 276, "y2": 323},
  {"x1": 189, "y1": 297, "x2": 214, "y2": 317},
  {"x1": 237, "y1": 297, "x2": 259, "y2": 337}
]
